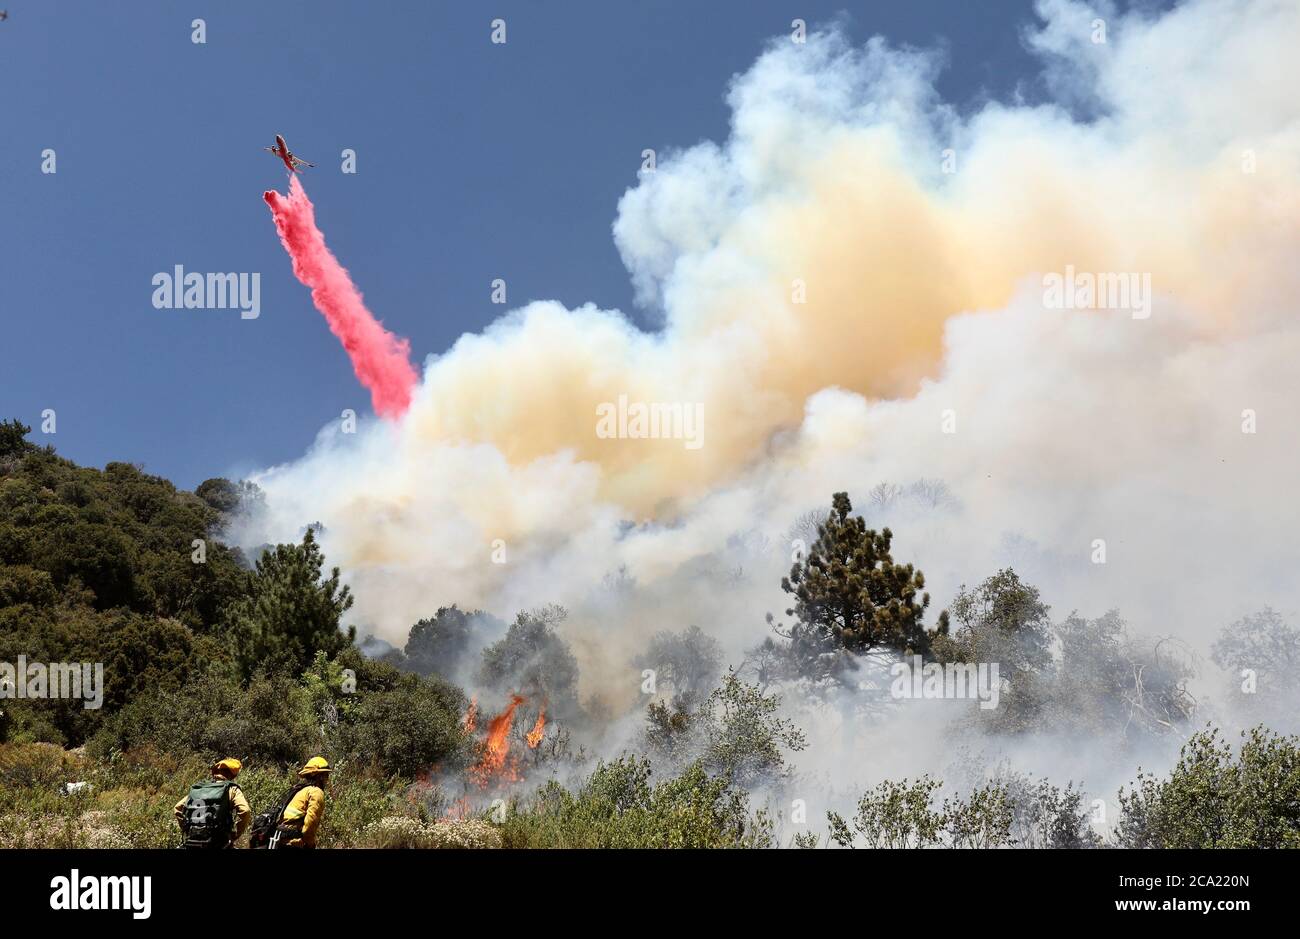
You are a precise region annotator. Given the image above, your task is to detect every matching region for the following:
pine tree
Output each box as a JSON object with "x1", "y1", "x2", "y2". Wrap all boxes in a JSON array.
[
  {"x1": 0, "y1": 418, "x2": 34, "y2": 458},
  {"x1": 224, "y1": 528, "x2": 355, "y2": 678},
  {"x1": 775, "y1": 492, "x2": 948, "y2": 682}
]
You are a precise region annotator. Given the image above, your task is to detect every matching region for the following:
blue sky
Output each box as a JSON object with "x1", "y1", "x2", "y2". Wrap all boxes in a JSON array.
[{"x1": 1, "y1": 0, "x2": 1057, "y2": 488}]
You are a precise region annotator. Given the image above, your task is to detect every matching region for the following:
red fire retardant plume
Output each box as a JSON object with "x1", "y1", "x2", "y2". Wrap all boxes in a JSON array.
[{"x1": 264, "y1": 176, "x2": 418, "y2": 418}]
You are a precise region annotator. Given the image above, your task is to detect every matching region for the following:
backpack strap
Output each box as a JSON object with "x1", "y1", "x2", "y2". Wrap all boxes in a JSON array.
[{"x1": 278, "y1": 781, "x2": 308, "y2": 822}]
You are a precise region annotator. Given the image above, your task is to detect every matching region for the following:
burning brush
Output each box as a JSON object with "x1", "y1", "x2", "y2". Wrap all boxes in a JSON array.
[{"x1": 464, "y1": 694, "x2": 547, "y2": 789}]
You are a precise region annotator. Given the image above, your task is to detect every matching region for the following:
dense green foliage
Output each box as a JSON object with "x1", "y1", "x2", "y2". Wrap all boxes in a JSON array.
[
  {"x1": 497, "y1": 757, "x2": 774, "y2": 848},
  {"x1": 0, "y1": 423, "x2": 471, "y2": 845},
  {"x1": 223, "y1": 527, "x2": 355, "y2": 679},
  {"x1": 0, "y1": 435, "x2": 247, "y2": 744},
  {"x1": 1115, "y1": 726, "x2": 1300, "y2": 848},
  {"x1": 0, "y1": 452, "x2": 245, "y2": 629}
]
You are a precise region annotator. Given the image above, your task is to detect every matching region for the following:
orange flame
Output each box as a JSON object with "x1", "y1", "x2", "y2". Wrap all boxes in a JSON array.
[
  {"x1": 526, "y1": 707, "x2": 546, "y2": 748},
  {"x1": 462, "y1": 696, "x2": 478, "y2": 734},
  {"x1": 469, "y1": 694, "x2": 524, "y2": 788}
]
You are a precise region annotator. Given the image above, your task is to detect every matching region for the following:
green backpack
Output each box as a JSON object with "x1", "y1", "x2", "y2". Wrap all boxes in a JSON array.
[{"x1": 180, "y1": 779, "x2": 234, "y2": 849}]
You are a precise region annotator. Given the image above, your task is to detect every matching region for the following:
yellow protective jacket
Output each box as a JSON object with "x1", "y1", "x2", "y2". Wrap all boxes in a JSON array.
[
  {"x1": 280, "y1": 784, "x2": 326, "y2": 848},
  {"x1": 174, "y1": 780, "x2": 252, "y2": 844}
]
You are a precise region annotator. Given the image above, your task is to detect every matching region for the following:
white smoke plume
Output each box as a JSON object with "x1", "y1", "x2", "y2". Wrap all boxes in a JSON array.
[{"x1": 241, "y1": 0, "x2": 1300, "y2": 796}]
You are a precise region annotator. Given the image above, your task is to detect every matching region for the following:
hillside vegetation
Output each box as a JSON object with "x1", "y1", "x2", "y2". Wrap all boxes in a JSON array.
[{"x1": 1, "y1": 419, "x2": 1297, "y2": 849}]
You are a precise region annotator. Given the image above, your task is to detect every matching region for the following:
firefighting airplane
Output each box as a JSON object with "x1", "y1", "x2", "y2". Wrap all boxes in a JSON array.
[{"x1": 264, "y1": 135, "x2": 315, "y2": 173}]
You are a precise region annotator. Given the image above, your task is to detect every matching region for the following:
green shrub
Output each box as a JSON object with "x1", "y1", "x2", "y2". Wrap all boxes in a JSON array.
[
  {"x1": 498, "y1": 757, "x2": 774, "y2": 848},
  {"x1": 1115, "y1": 725, "x2": 1300, "y2": 848},
  {"x1": 827, "y1": 775, "x2": 1017, "y2": 848},
  {"x1": 89, "y1": 669, "x2": 315, "y2": 769},
  {"x1": 305, "y1": 650, "x2": 472, "y2": 778}
]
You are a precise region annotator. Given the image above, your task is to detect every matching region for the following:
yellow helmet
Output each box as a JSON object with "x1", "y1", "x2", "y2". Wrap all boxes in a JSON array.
[
  {"x1": 298, "y1": 756, "x2": 332, "y2": 777},
  {"x1": 212, "y1": 758, "x2": 242, "y2": 779}
]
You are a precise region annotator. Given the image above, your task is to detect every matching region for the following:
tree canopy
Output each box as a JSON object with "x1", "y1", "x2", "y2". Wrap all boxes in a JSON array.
[
  {"x1": 771, "y1": 491, "x2": 949, "y2": 687},
  {"x1": 222, "y1": 527, "x2": 356, "y2": 680}
]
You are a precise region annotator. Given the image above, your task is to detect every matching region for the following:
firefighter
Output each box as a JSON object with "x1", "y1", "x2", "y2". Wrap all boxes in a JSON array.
[
  {"x1": 174, "y1": 758, "x2": 252, "y2": 849},
  {"x1": 275, "y1": 756, "x2": 331, "y2": 849}
]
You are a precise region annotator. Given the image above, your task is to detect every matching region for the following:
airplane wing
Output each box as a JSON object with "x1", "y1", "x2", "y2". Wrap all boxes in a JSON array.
[{"x1": 294, "y1": 159, "x2": 316, "y2": 168}]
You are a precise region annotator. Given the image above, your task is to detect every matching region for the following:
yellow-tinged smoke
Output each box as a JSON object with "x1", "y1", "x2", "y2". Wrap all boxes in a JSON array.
[
  {"x1": 397, "y1": 11, "x2": 1299, "y2": 519},
  {"x1": 249, "y1": 0, "x2": 1300, "y2": 650}
]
